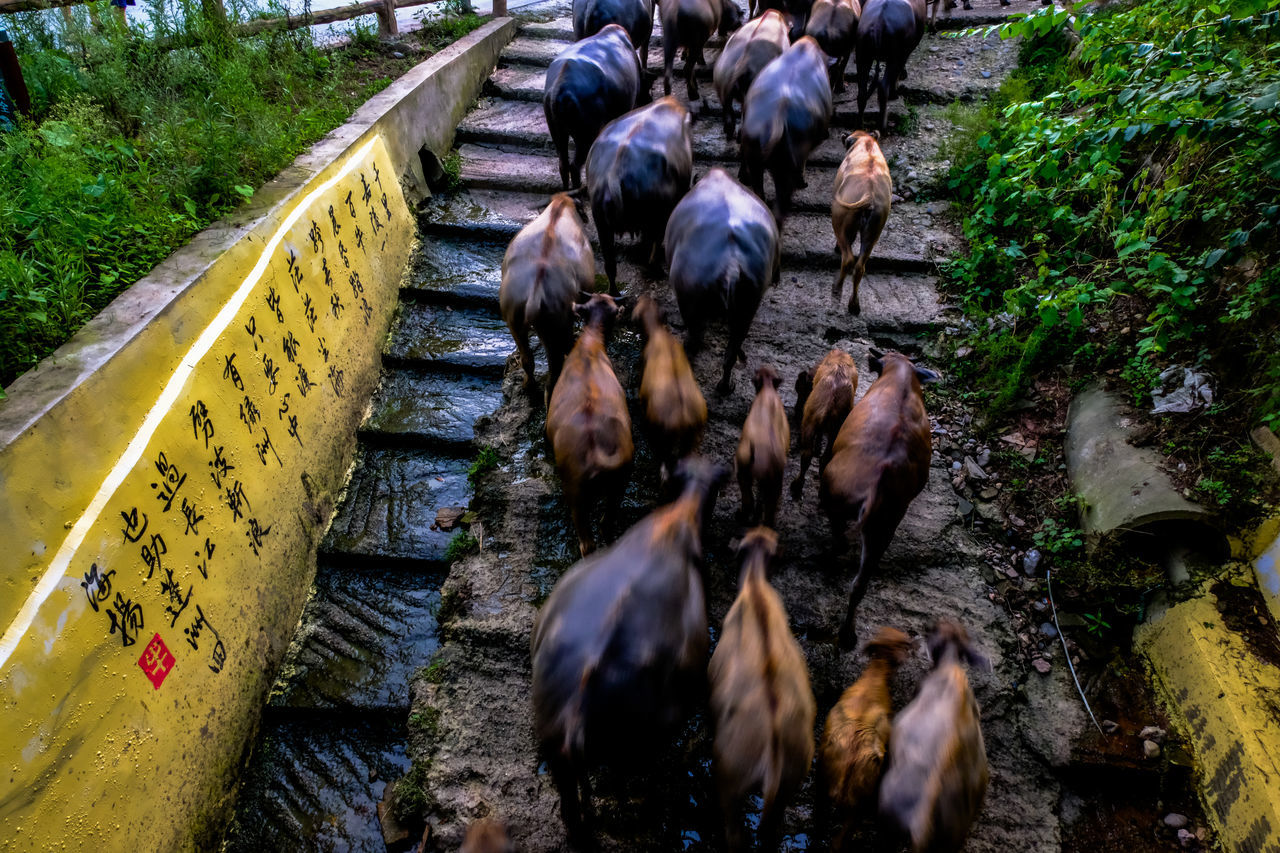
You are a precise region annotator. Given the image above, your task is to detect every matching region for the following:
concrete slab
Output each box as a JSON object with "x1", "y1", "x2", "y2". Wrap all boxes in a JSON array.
[
  {"x1": 362, "y1": 370, "x2": 505, "y2": 449},
  {"x1": 323, "y1": 447, "x2": 472, "y2": 564},
  {"x1": 403, "y1": 234, "x2": 505, "y2": 306},
  {"x1": 268, "y1": 564, "x2": 443, "y2": 710},
  {"x1": 386, "y1": 303, "x2": 512, "y2": 374}
]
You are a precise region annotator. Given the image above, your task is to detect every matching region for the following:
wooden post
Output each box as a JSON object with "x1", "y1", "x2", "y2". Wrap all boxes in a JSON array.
[
  {"x1": 376, "y1": 0, "x2": 398, "y2": 37},
  {"x1": 491, "y1": 0, "x2": 506, "y2": 17}
]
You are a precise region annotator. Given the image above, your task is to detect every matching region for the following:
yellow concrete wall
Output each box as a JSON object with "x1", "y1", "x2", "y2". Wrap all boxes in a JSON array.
[{"x1": 0, "y1": 135, "x2": 414, "y2": 851}]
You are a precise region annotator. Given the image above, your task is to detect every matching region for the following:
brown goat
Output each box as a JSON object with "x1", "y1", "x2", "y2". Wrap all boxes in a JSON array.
[
  {"x1": 879, "y1": 621, "x2": 990, "y2": 852},
  {"x1": 790, "y1": 348, "x2": 858, "y2": 501},
  {"x1": 736, "y1": 365, "x2": 789, "y2": 527},
  {"x1": 499, "y1": 193, "x2": 596, "y2": 402},
  {"x1": 818, "y1": 626, "x2": 913, "y2": 851},
  {"x1": 461, "y1": 818, "x2": 516, "y2": 853},
  {"x1": 832, "y1": 131, "x2": 892, "y2": 315},
  {"x1": 820, "y1": 350, "x2": 937, "y2": 648},
  {"x1": 709, "y1": 527, "x2": 816, "y2": 851},
  {"x1": 635, "y1": 294, "x2": 708, "y2": 473},
  {"x1": 546, "y1": 293, "x2": 634, "y2": 556}
]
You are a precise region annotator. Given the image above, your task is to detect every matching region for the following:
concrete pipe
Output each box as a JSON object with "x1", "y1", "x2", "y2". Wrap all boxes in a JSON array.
[{"x1": 1064, "y1": 385, "x2": 1228, "y2": 582}]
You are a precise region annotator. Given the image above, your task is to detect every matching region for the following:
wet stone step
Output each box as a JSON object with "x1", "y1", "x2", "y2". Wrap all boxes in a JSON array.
[
  {"x1": 322, "y1": 446, "x2": 471, "y2": 565},
  {"x1": 403, "y1": 233, "x2": 504, "y2": 306},
  {"x1": 224, "y1": 715, "x2": 410, "y2": 853},
  {"x1": 457, "y1": 142, "x2": 947, "y2": 212},
  {"x1": 268, "y1": 563, "x2": 442, "y2": 711},
  {"x1": 418, "y1": 188, "x2": 958, "y2": 271},
  {"x1": 386, "y1": 302, "x2": 512, "y2": 375},
  {"x1": 361, "y1": 370, "x2": 504, "y2": 450}
]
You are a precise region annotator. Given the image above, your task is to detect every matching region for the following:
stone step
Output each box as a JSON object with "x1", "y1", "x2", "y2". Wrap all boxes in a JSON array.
[
  {"x1": 322, "y1": 446, "x2": 472, "y2": 566},
  {"x1": 403, "y1": 234, "x2": 505, "y2": 308},
  {"x1": 458, "y1": 96, "x2": 905, "y2": 168},
  {"x1": 361, "y1": 370, "x2": 504, "y2": 450},
  {"x1": 417, "y1": 187, "x2": 959, "y2": 272},
  {"x1": 496, "y1": 29, "x2": 1013, "y2": 105},
  {"x1": 385, "y1": 303, "x2": 511, "y2": 375},
  {"x1": 268, "y1": 563, "x2": 443, "y2": 711},
  {"x1": 223, "y1": 714, "x2": 410, "y2": 853},
  {"x1": 456, "y1": 141, "x2": 946, "y2": 210}
]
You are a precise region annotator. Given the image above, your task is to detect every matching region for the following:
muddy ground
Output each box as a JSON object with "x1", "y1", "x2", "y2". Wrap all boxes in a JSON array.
[{"x1": 399, "y1": 2, "x2": 1216, "y2": 850}]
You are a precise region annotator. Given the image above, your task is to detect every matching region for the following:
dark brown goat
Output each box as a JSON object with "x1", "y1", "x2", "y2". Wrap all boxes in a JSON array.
[
  {"x1": 790, "y1": 348, "x2": 858, "y2": 501},
  {"x1": 736, "y1": 365, "x2": 789, "y2": 526},
  {"x1": 662, "y1": 0, "x2": 743, "y2": 102},
  {"x1": 819, "y1": 626, "x2": 912, "y2": 851},
  {"x1": 499, "y1": 193, "x2": 596, "y2": 402},
  {"x1": 635, "y1": 294, "x2": 707, "y2": 473},
  {"x1": 460, "y1": 818, "x2": 516, "y2": 853},
  {"x1": 709, "y1": 527, "x2": 816, "y2": 851},
  {"x1": 546, "y1": 293, "x2": 634, "y2": 556},
  {"x1": 531, "y1": 458, "x2": 728, "y2": 846},
  {"x1": 820, "y1": 350, "x2": 937, "y2": 647},
  {"x1": 879, "y1": 620, "x2": 989, "y2": 852}
]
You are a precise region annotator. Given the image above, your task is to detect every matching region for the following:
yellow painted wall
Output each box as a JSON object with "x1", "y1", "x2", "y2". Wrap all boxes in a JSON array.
[{"x1": 0, "y1": 135, "x2": 414, "y2": 851}]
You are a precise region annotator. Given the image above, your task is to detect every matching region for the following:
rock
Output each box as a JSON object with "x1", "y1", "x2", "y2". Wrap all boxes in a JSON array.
[
  {"x1": 1177, "y1": 829, "x2": 1196, "y2": 848},
  {"x1": 1032, "y1": 658, "x2": 1052, "y2": 674},
  {"x1": 378, "y1": 798, "x2": 413, "y2": 850},
  {"x1": 977, "y1": 501, "x2": 1006, "y2": 524},
  {"x1": 1022, "y1": 548, "x2": 1043, "y2": 575},
  {"x1": 1040, "y1": 622, "x2": 1058, "y2": 640},
  {"x1": 979, "y1": 487, "x2": 999, "y2": 500},
  {"x1": 976, "y1": 448, "x2": 991, "y2": 467},
  {"x1": 955, "y1": 345, "x2": 973, "y2": 358},
  {"x1": 1005, "y1": 567, "x2": 1020, "y2": 579},
  {"x1": 981, "y1": 70, "x2": 993, "y2": 79},
  {"x1": 957, "y1": 497, "x2": 974, "y2": 516},
  {"x1": 434, "y1": 506, "x2": 467, "y2": 532},
  {"x1": 929, "y1": 45, "x2": 940, "y2": 52},
  {"x1": 1032, "y1": 597, "x2": 1049, "y2": 613},
  {"x1": 951, "y1": 460, "x2": 963, "y2": 471},
  {"x1": 1102, "y1": 719, "x2": 1120, "y2": 734},
  {"x1": 393, "y1": 51, "x2": 405, "y2": 58},
  {"x1": 1164, "y1": 813, "x2": 1189, "y2": 830},
  {"x1": 963, "y1": 456, "x2": 988, "y2": 480},
  {"x1": 1140, "y1": 725, "x2": 1167, "y2": 744},
  {"x1": 1143, "y1": 739, "x2": 1162, "y2": 759}
]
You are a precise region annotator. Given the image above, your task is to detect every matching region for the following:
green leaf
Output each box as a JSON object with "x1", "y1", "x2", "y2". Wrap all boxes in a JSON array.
[
  {"x1": 1204, "y1": 248, "x2": 1226, "y2": 268},
  {"x1": 233, "y1": 184, "x2": 255, "y2": 198},
  {"x1": 1039, "y1": 303, "x2": 1060, "y2": 326}
]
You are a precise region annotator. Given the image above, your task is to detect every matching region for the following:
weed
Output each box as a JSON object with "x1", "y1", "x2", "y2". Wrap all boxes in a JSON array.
[
  {"x1": 444, "y1": 531, "x2": 478, "y2": 563},
  {"x1": 1032, "y1": 516, "x2": 1083, "y2": 555},
  {"x1": 390, "y1": 759, "x2": 436, "y2": 823},
  {"x1": 468, "y1": 445, "x2": 499, "y2": 488},
  {"x1": 421, "y1": 656, "x2": 447, "y2": 684},
  {"x1": 1082, "y1": 610, "x2": 1111, "y2": 636},
  {"x1": 408, "y1": 705, "x2": 442, "y2": 737},
  {"x1": 438, "y1": 149, "x2": 464, "y2": 191},
  {"x1": 414, "y1": 5, "x2": 484, "y2": 53},
  {"x1": 897, "y1": 104, "x2": 920, "y2": 136}
]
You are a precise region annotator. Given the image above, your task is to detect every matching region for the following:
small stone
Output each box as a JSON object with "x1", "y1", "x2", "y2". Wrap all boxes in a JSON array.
[
  {"x1": 1177, "y1": 829, "x2": 1195, "y2": 848},
  {"x1": 981, "y1": 70, "x2": 993, "y2": 79},
  {"x1": 1032, "y1": 658, "x2": 1052, "y2": 674},
  {"x1": 963, "y1": 456, "x2": 988, "y2": 480},
  {"x1": 1164, "y1": 813, "x2": 1189, "y2": 830},
  {"x1": 1102, "y1": 719, "x2": 1120, "y2": 734},
  {"x1": 1032, "y1": 597, "x2": 1048, "y2": 613},
  {"x1": 955, "y1": 345, "x2": 973, "y2": 358},
  {"x1": 1005, "y1": 567, "x2": 1020, "y2": 579},
  {"x1": 1140, "y1": 725, "x2": 1167, "y2": 744},
  {"x1": 951, "y1": 460, "x2": 962, "y2": 471},
  {"x1": 929, "y1": 45, "x2": 940, "y2": 52},
  {"x1": 957, "y1": 497, "x2": 974, "y2": 516},
  {"x1": 979, "y1": 487, "x2": 999, "y2": 500},
  {"x1": 1040, "y1": 622, "x2": 1058, "y2": 640},
  {"x1": 434, "y1": 506, "x2": 467, "y2": 531},
  {"x1": 1022, "y1": 548, "x2": 1043, "y2": 575},
  {"x1": 1143, "y1": 739, "x2": 1162, "y2": 759},
  {"x1": 392, "y1": 50, "x2": 405, "y2": 58},
  {"x1": 976, "y1": 448, "x2": 991, "y2": 467}
]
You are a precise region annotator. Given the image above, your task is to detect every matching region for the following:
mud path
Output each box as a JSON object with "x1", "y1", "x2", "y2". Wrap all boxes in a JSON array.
[{"x1": 389, "y1": 3, "x2": 1109, "y2": 850}]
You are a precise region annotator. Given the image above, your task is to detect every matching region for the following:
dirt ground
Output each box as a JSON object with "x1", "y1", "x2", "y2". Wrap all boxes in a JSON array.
[{"x1": 400, "y1": 3, "x2": 1217, "y2": 850}]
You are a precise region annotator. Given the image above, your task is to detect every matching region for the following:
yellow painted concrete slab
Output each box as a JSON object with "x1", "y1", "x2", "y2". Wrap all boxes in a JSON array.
[
  {"x1": 0, "y1": 136, "x2": 413, "y2": 851},
  {"x1": 1139, "y1": 590, "x2": 1280, "y2": 853}
]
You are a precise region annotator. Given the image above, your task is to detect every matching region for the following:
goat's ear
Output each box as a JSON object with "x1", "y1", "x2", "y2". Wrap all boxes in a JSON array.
[
  {"x1": 869, "y1": 355, "x2": 884, "y2": 374},
  {"x1": 573, "y1": 301, "x2": 590, "y2": 319},
  {"x1": 965, "y1": 646, "x2": 993, "y2": 673},
  {"x1": 770, "y1": 371, "x2": 783, "y2": 389},
  {"x1": 752, "y1": 370, "x2": 765, "y2": 392},
  {"x1": 915, "y1": 365, "x2": 941, "y2": 385},
  {"x1": 576, "y1": 290, "x2": 593, "y2": 303},
  {"x1": 795, "y1": 368, "x2": 814, "y2": 392}
]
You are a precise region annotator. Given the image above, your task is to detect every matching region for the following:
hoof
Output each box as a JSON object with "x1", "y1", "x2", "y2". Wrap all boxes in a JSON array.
[
  {"x1": 847, "y1": 299, "x2": 861, "y2": 316},
  {"x1": 715, "y1": 378, "x2": 734, "y2": 395},
  {"x1": 789, "y1": 479, "x2": 803, "y2": 501},
  {"x1": 837, "y1": 622, "x2": 858, "y2": 650}
]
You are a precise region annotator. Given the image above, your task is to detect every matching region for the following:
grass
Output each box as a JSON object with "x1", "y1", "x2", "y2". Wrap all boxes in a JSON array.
[
  {"x1": 0, "y1": 0, "x2": 483, "y2": 392},
  {"x1": 443, "y1": 530, "x2": 478, "y2": 563},
  {"x1": 467, "y1": 445, "x2": 499, "y2": 488}
]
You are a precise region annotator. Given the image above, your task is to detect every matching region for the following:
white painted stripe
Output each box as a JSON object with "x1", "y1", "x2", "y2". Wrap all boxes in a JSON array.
[{"x1": 0, "y1": 135, "x2": 382, "y2": 672}]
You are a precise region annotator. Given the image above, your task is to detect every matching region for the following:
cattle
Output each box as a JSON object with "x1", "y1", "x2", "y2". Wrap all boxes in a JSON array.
[
  {"x1": 805, "y1": 0, "x2": 861, "y2": 92},
  {"x1": 634, "y1": 294, "x2": 708, "y2": 474},
  {"x1": 739, "y1": 36, "x2": 833, "y2": 221},
  {"x1": 708, "y1": 527, "x2": 816, "y2": 852},
  {"x1": 790, "y1": 348, "x2": 857, "y2": 501},
  {"x1": 820, "y1": 349, "x2": 937, "y2": 647},
  {"x1": 661, "y1": 0, "x2": 743, "y2": 103},
  {"x1": 754, "y1": 0, "x2": 816, "y2": 39},
  {"x1": 545, "y1": 25, "x2": 648, "y2": 190},
  {"x1": 879, "y1": 621, "x2": 990, "y2": 853},
  {"x1": 586, "y1": 96, "x2": 694, "y2": 294},
  {"x1": 832, "y1": 130, "x2": 892, "y2": 315},
  {"x1": 499, "y1": 193, "x2": 596, "y2": 402},
  {"x1": 573, "y1": 0, "x2": 656, "y2": 68},
  {"x1": 545, "y1": 293, "x2": 634, "y2": 557},
  {"x1": 713, "y1": 9, "x2": 789, "y2": 139},
  {"x1": 665, "y1": 167, "x2": 780, "y2": 394},
  {"x1": 854, "y1": 0, "x2": 927, "y2": 132},
  {"x1": 736, "y1": 365, "x2": 789, "y2": 526},
  {"x1": 531, "y1": 457, "x2": 728, "y2": 844},
  {"x1": 460, "y1": 818, "x2": 515, "y2": 853},
  {"x1": 818, "y1": 626, "x2": 912, "y2": 851}
]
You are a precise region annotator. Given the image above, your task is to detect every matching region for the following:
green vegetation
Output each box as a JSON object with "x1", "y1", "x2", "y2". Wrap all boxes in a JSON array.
[
  {"x1": 408, "y1": 705, "x2": 441, "y2": 736},
  {"x1": 443, "y1": 530, "x2": 478, "y2": 563},
  {"x1": 0, "y1": 0, "x2": 482, "y2": 391},
  {"x1": 943, "y1": 0, "x2": 1280, "y2": 430},
  {"x1": 421, "y1": 654, "x2": 447, "y2": 683},
  {"x1": 467, "y1": 445, "x2": 500, "y2": 488},
  {"x1": 390, "y1": 758, "x2": 435, "y2": 822}
]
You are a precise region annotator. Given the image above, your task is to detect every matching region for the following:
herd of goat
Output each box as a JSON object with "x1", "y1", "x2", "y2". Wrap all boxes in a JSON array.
[{"x1": 468, "y1": 0, "x2": 994, "y2": 848}]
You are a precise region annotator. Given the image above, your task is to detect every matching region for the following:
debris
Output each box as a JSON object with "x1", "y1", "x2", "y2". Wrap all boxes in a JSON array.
[
  {"x1": 1022, "y1": 549, "x2": 1042, "y2": 575},
  {"x1": 1164, "y1": 813, "x2": 1189, "y2": 829},
  {"x1": 1151, "y1": 366, "x2": 1214, "y2": 414},
  {"x1": 1032, "y1": 658, "x2": 1052, "y2": 674},
  {"x1": 1140, "y1": 725, "x2": 1167, "y2": 744},
  {"x1": 1102, "y1": 719, "x2": 1119, "y2": 734},
  {"x1": 1143, "y1": 739, "x2": 1162, "y2": 759}
]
